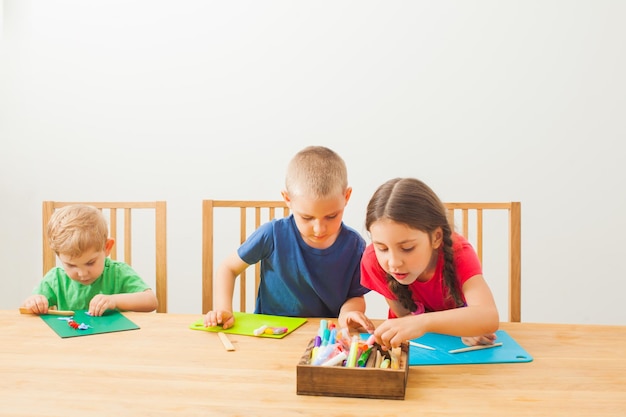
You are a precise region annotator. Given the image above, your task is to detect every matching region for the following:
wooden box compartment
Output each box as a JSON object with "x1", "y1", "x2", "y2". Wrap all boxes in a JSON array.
[{"x1": 296, "y1": 338, "x2": 409, "y2": 400}]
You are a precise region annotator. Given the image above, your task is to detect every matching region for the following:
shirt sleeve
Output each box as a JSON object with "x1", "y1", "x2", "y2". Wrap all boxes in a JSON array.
[
  {"x1": 360, "y1": 244, "x2": 395, "y2": 300},
  {"x1": 453, "y1": 236, "x2": 483, "y2": 287}
]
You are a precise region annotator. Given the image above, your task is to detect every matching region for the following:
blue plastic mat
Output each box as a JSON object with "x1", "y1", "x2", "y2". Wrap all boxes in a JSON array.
[{"x1": 408, "y1": 330, "x2": 533, "y2": 365}]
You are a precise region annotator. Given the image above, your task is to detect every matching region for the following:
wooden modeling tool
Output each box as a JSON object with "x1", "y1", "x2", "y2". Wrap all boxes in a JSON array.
[
  {"x1": 448, "y1": 342, "x2": 503, "y2": 354},
  {"x1": 217, "y1": 332, "x2": 236, "y2": 351},
  {"x1": 19, "y1": 307, "x2": 75, "y2": 316}
]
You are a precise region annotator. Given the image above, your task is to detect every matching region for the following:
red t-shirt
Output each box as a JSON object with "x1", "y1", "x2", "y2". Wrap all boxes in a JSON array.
[{"x1": 360, "y1": 233, "x2": 482, "y2": 318}]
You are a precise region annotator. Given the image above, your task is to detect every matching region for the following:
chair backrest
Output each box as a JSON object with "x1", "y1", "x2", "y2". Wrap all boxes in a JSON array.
[
  {"x1": 444, "y1": 202, "x2": 521, "y2": 322},
  {"x1": 201, "y1": 200, "x2": 521, "y2": 322},
  {"x1": 42, "y1": 201, "x2": 168, "y2": 313},
  {"x1": 202, "y1": 200, "x2": 289, "y2": 314}
]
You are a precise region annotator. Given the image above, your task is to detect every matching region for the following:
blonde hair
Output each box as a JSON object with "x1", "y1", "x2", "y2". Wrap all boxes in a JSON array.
[
  {"x1": 47, "y1": 204, "x2": 109, "y2": 258},
  {"x1": 285, "y1": 146, "x2": 348, "y2": 198}
]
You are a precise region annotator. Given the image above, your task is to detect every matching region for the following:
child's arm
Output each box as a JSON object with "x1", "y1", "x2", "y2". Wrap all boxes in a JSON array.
[
  {"x1": 375, "y1": 274, "x2": 499, "y2": 350},
  {"x1": 20, "y1": 294, "x2": 50, "y2": 314},
  {"x1": 338, "y1": 296, "x2": 375, "y2": 332},
  {"x1": 203, "y1": 251, "x2": 249, "y2": 329},
  {"x1": 88, "y1": 289, "x2": 158, "y2": 316}
]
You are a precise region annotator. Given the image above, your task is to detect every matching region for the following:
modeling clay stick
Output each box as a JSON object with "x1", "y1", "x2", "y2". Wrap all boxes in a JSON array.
[
  {"x1": 390, "y1": 347, "x2": 400, "y2": 369},
  {"x1": 409, "y1": 341, "x2": 436, "y2": 350},
  {"x1": 345, "y1": 335, "x2": 359, "y2": 367},
  {"x1": 253, "y1": 325, "x2": 268, "y2": 336},
  {"x1": 374, "y1": 350, "x2": 382, "y2": 368},
  {"x1": 365, "y1": 346, "x2": 378, "y2": 368},
  {"x1": 19, "y1": 307, "x2": 74, "y2": 316},
  {"x1": 320, "y1": 351, "x2": 347, "y2": 367},
  {"x1": 357, "y1": 346, "x2": 373, "y2": 367}
]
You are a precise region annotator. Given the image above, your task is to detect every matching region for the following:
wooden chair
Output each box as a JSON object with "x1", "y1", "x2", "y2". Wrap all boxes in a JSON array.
[
  {"x1": 42, "y1": 201, "x2": 168, "y2": 313},
  {"x1": 201, "y1": 200, "x2": 521, "y2": 322},
  {"x1": 202, "y1": 200, "x2": 289, "y2": 314},
  {"x1": 444, "y1": 202, "x2": 521, "y2": 322}
]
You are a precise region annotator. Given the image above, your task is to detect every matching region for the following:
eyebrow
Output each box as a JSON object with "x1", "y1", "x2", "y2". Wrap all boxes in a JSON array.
[
  {"x1": 373, "y1": 239, "x2": 418, "y2": 246},
  {"x1": 298, "y1": 210, "x2": 340, "y2": 218},
  {"x1": 64, "y1": 256, "x2": 98, "y2": 266}
]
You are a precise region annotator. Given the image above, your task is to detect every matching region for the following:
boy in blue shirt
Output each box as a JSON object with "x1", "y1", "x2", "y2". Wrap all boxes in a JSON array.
[
  {"x1": 21, "y1": 204, "x2": 158, "y2": 316},
  {"x1": 204, "y1": 146, "x2": 373, "y2": 331}
]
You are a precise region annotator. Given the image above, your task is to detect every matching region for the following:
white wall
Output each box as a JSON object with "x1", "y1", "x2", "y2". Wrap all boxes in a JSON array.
[{"x1": 1, "y1": 0, "x2": 624, "y2": 325}]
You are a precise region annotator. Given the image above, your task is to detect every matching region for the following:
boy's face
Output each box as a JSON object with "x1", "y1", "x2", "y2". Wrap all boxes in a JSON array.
[
  {"x1": 57, "y1": 239, "x2": 114, "y2": 286},
  {"x1": 282, "y1": 188, "x2": 352, "y2": 250}
]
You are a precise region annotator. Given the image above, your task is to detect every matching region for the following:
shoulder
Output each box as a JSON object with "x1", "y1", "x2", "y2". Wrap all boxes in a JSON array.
[
  {"x1": 339, "y1": 223, "x2": 366, "y2": 246},
  {"x1": 103, "y1": 258, "x2": 140, "y2": 275},
  {"x1": 361, "y1": 244, "x2": 381, "y2": 269},
  {"x1": 450, "y1": 233, "x2": 482, "y2": 275},
  {"x1": 40, "y1": 267, "x2": 70, "y2": 285},
  {"x1": 451, "y1": 233, "x2": 476, "y2": 255},
  {"x1": 245, "y1": 217, "x2": 291, "y2": 243}
]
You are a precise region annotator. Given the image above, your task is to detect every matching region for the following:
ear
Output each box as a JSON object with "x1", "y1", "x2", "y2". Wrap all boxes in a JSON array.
[
  {"x1": 104, "y1": 238, "x2": 115, "y2": 256},
  {"x1": 344, "y1": 186, "x2": 353, "y2": 204},
  {"x1": 432, "y1": 227, "x2": 443, "y2": 249},
  {"x1": 281, "y1": 190, "x2": 292, "y2": 207}
]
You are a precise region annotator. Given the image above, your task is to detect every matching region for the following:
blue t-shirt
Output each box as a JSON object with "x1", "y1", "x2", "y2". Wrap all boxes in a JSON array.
[{"x1": 237, "y1": 215, "x2": 369, "y2": 317}]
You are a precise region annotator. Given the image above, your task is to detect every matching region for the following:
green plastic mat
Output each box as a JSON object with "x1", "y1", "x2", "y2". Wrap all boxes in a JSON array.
[
  {"x1": 40, "y1": 310, "x2": 140, "y2": 338},
  {"x1": 190, "y1": 312, "x2": 307, "y2": 339}
]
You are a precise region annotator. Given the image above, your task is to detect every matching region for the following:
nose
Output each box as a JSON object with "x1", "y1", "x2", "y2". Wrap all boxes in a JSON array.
[
  {"x1": 387, "y1": 251, "x2": 402, "y2": 268},
  {"x1": 312, "y1": 219, "x2": 326, "y2": 235}
]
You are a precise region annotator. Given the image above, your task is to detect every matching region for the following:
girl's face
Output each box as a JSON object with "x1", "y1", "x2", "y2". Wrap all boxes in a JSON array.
[{"x1": 369, "y1": 218, "x2": 442, "y2": 285}]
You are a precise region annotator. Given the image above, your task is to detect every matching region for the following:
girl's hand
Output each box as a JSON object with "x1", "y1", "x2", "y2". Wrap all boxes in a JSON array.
[
  {"x1": 339, "y1": 311, "x2": 375, "y2": 333},
  {"x1": 374, "y1": 316, "x2": 423, "y2": 351},
  {"x1": 21, "y1": 295, "x2": 49, "y2": 314},
  {"x1": 461, "y1": 333, "x2": 498, "y2": 346}
]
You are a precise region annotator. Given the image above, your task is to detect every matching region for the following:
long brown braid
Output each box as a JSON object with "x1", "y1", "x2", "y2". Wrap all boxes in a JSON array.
[{"x1": 365, "y1": 178, "x2": 463, "y2": 312}]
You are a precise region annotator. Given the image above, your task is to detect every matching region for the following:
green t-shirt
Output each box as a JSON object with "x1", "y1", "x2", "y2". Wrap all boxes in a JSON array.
[{"x1": 33, "y1": 257, "x2": 151, "y2": 310}]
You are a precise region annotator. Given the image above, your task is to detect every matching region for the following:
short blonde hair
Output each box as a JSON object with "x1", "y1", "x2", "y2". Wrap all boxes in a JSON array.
[
  {"x1": 285, "y1": 146, "x2": 348, "y2": 198},
  {"x1": 47, "y1": 204, "x2": 109, "y2": 258}
]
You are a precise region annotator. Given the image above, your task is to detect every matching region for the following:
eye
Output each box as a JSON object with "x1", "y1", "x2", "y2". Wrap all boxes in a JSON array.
[
  {"x1": 326, "y1": 214, "x2": 338, "y2": 220},
  {"x1": 401, "y1": 246, "x2": 415, "y2": 253}
]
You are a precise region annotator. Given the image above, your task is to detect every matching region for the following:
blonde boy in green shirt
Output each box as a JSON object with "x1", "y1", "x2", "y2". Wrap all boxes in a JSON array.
[{"x1": 21, "y1": 204, "x2": 158, "y2": 316}]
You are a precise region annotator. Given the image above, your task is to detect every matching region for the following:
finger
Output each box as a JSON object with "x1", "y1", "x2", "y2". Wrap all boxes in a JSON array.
[
  {"x1": 222, "y1": 315, "x2": 234, "y2": 330},
  {"x1": 205, "y1": 312, "x2": 216, "y2": 327}
]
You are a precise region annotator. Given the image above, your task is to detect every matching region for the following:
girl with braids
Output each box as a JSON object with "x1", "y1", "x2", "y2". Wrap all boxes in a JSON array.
[{"x1": 360, "y1": 178, "x2": 499, "y2": 351}]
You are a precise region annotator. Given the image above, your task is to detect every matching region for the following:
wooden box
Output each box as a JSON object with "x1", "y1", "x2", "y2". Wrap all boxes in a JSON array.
[{"x1": 296, "y1": 338, "x2": 410, "y2": 400}]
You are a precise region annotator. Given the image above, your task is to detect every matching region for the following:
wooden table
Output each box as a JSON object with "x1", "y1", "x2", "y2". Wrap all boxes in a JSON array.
[{"x1": 1, "y1": 311, "x2": 624, "y2": 417}]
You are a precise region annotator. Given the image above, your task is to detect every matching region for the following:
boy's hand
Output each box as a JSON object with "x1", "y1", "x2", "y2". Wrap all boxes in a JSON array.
[
  {"x1": 339, "y1": 311, "x2": 375, "y2": 333},
  {"x1": 89, "y1": 294, "x2": 117, "y2": 317},
  {"x1": 204, "y1": 309, "x2": 235, "y2": 329},
  {"x1": 21, "y1": 295, "x2": 50, "y2": 314}
]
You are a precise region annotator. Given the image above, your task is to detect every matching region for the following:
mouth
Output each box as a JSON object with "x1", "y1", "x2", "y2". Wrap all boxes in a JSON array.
[{"x1": 390, "y1": 272, "x2": 409, "y2": 281}]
